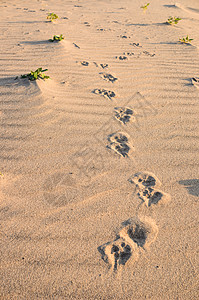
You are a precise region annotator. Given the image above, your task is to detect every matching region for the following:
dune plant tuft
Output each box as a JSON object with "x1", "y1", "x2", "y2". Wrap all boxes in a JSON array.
[
  {"x1": 167, "y1": 16, "x2": 181, "y2": 25},
  {"x1": 49, "y1": 34, "x2": 64, "y2": 42},
  {"x1": 21, "y1": 68, "x2": 50, "y2": 81},
  {"x1": 179, "y1": 35, "x2": 193, "y2": 44},
  {"x1": 141, "y1": 3, "x2": 150, "y2": 11},
  {"x1": 47, "y1": 13, "x2": 58, "y2": 21}
]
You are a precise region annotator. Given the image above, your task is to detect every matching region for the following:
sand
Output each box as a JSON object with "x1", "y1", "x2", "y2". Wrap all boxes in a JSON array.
[{"x1": 0, "y1": 0, "x2": 199, "y2": 299}]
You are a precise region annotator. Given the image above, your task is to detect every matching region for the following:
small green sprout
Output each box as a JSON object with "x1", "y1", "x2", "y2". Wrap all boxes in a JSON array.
[
  {"x1": 49, "y1": 34, "x2": 64, "y2": 42},
  {"x1": 179, "y1": 35, "x2": 193, "y2": 44},
  {"x1": 141, "y1": 3, "x2": 150, "y2": 11},
  {"x1": 167, "y1": 16, "x2": 181, "y2": 25},
  {"x1": 21, "y1": 68, "x2": 50, "y2": 81},
  {"x1": 47, "y1": 13, "x2": 58, "y2": 21}
]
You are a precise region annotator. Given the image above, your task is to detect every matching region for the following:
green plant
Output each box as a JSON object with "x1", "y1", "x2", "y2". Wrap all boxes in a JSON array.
[
  {"x1": 21, "y1": 68, "x2": 50, "y2": 81},
  {"x1": 179, "y1": 35, "x2": 193, "y2": 44},
  {"x1": 141, "y1": 3, "x2": 150, "y2": 11},
  {"x1": 49, "y1": 34, "x2": 64, "y2": 42},
  {"x1": 0, "y1": 172, "x2": 3, "y2": 176},
  {"x1": 167, "y1": 16, "x2": 181, "y2": 25},
  {"x1": 47, "y1": 13, "x2": 58, "y2": 21}
]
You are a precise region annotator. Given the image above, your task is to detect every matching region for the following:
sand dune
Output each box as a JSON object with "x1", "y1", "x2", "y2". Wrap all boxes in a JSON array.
[{"x1": 0, "y1": 0, "x2": 199, "y2": 299}]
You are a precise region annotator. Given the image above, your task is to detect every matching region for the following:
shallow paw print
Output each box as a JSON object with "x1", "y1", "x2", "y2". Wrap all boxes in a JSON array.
[
  {"x1": 78, "y1": 61, "x2": 89, "y2": 66},
  {"x1": 115, "y1": 55, "x2": 128, "y2": 61},
  {"x1": 138, "y1": 187, "x2": 171, "y2": 207},
  {"x1": 123, "y1": 52, "x2": 134, "y2": 56},
  {"x1": 114, "y1": 107, "x2": 136, "y2": 125},
  {"x1": 99, "y1": 73, "x2": 118, "y2": 83},
  {"x1": 128, "y1": 172, "x2": 162, "y2": 189},
  {"x1": 100, "y1": 63, "x2": 108, "y2": 69},
  {"x1": 92, "y1": 89, "x2": 116, "y2": 100}
]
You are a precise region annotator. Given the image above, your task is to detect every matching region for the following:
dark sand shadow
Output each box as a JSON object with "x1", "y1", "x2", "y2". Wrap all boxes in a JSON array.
[
  {"x1": 126, "y1": 22, "x2": 165, "y2": 27},
  {"x1": 179, "y1": 179, "x2": 199, "y2": 197},
  {"x1": 20, "y1": 40, "x2": 52, "y2": 45}
]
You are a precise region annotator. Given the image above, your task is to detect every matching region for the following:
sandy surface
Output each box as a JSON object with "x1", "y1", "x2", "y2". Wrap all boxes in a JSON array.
[{"x1": 0, "y1": 0, "x2": 199, "y2": 299}]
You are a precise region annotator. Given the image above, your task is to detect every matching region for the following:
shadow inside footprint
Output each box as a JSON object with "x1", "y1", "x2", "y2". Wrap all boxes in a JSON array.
[
  {"x1": 107, "y1": 132, "x2": 131, "y2": 157},
  {"x1": 179, "y1": 179, "x2": 199, "y2": 197},
  {"x1": 92, "y1": 89, "x2": 116, "y2": 100},
  {"x1": 98, "y1": 238, "x2": 132, "y2": 271},
  {"x1": 121, "y1": 219, "x2": 147, "y2": 247},
  {"x1": 114, "y1": 107, "x2": 136, "y2": 124},
  {"x1": 128, "y1": 172, "x2": 161, "y2": 189},
  {"x1": 138, "y1": 187, "x2": 163, "y2": 207}
]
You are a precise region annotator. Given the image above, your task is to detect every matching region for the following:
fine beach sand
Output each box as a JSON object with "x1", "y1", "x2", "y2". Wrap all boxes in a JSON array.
[{"x1": 0, "y1": 0, "x2": 199, "y2": 299}]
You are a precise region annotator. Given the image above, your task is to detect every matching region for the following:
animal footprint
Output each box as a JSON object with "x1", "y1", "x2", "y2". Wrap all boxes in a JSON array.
[
  {"x1": 137, "y1": 187, "x2": 171, "y2": 207},
  {"x1": 98, "y1": 217, "x2": 158, "y2": 271},
  {"x1": 114, "y1": 107, "x2": 136, "y2": 124},
  {"x1": 107, "y1": 132, "x2": 134, "y2": 157},
  {"x1": 100, "y1": 73, "x2": 118, "y2": 83},
  {"x1": 100, "y1": 63, "x2": 108, "y2": 69},
  {"x1": 128, "y1": 172, "x2": 171, "y2": 207},
  {"x1": 92, "y1": 89, "x2": 116, "y2": 100},
  {"x1": 143, "y1": 51, "x2": 155, "y2": 57},
  {"x1": 128, "y1": 171, "x2": 162, "y2": 189},
  {"x1": 78, "y1": 61, "x2": 89, "y2": 66},
  {"x1": 130, "y1": 42, "x2": 142, "y2": 48},
  {"x1": 115, "y1": 55, "x2": 128, "y2": 61},
  {"x1": 99, "y1": 238, "x2": 132, "y2": 271},
  {"x1": 123, "y1": 52, "x2": 134, "y2": 56}
]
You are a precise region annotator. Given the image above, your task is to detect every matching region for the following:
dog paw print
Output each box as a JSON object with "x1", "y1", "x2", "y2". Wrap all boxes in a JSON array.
[
  {"x1": 123, "y1": 52, "x2": 134, "y2": 56},
  {"x1": 99, "y1": 73, "x2": 118, "y2": 83},
  {"x1": 114, "y1": 107, "x2": 136, "y2": 124},
  {"x1": 107, "y1": 132, "x2": 134, "y2": 157},
  {"x1": 128, "y1": 171, "x2": 162, "y2": 189},
  {"x1": 78, "y1": 61, "x2": 89, "y2": 66},
  {"x1": 92, "y1": 89, "x2": 116, "y2": 100},
  {"x1": 99, "y1": 238, "x2": 132, "y2": 271},
  {"x1": 115, "y1": 55, "x2": 128, "y2": 60},
  {"x1": 98, "y1": 217, "x2": 158, "y2": 271},
  {"x1": 128, "y1": 172, "x2": 171, "y2": 206},
  {"x1": 137, "y1": 187, "x2": 170, "y2": 207}
]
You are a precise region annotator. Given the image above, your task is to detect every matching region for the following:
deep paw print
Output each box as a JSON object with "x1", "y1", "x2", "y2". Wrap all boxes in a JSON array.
[
  {"x1": 114, "y1": 107, "x2": 136, "y2": 124},
  {"x1": 98, "y1": 217, "x2": 158, "y2": 271},
  {"x1": 128, "y1": 172, "x2": 162, "y2": 189},
  {"x1": 99, "y1": 238, "x2": 132, "y2": 271},
  {"x1": 115, "y1": 55, "x2": 128, "y2": 61},
  {"x1": 107, "y1": 132, "x2": 134, "y2": 157},
  {"x1": 92, "y1": 89, "x2": 116, "y2": 100},
  {"x1": 143, "y1": 51, "x2": 155, "y2": 57},
  {"x1": 138, "y1": 187, "x2": 171, "y2": 207},
  {"x1": 100, "y1": 73, "x2": 118, "y2": 83}
]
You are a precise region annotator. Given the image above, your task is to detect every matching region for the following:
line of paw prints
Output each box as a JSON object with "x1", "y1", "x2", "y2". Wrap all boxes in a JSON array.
[
  {"x1": 115, "y1": 50, "x2": 155, "y2": 61},
  {"x1": 98, "y1": 172, "x2": 170, "y2": 271}
]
